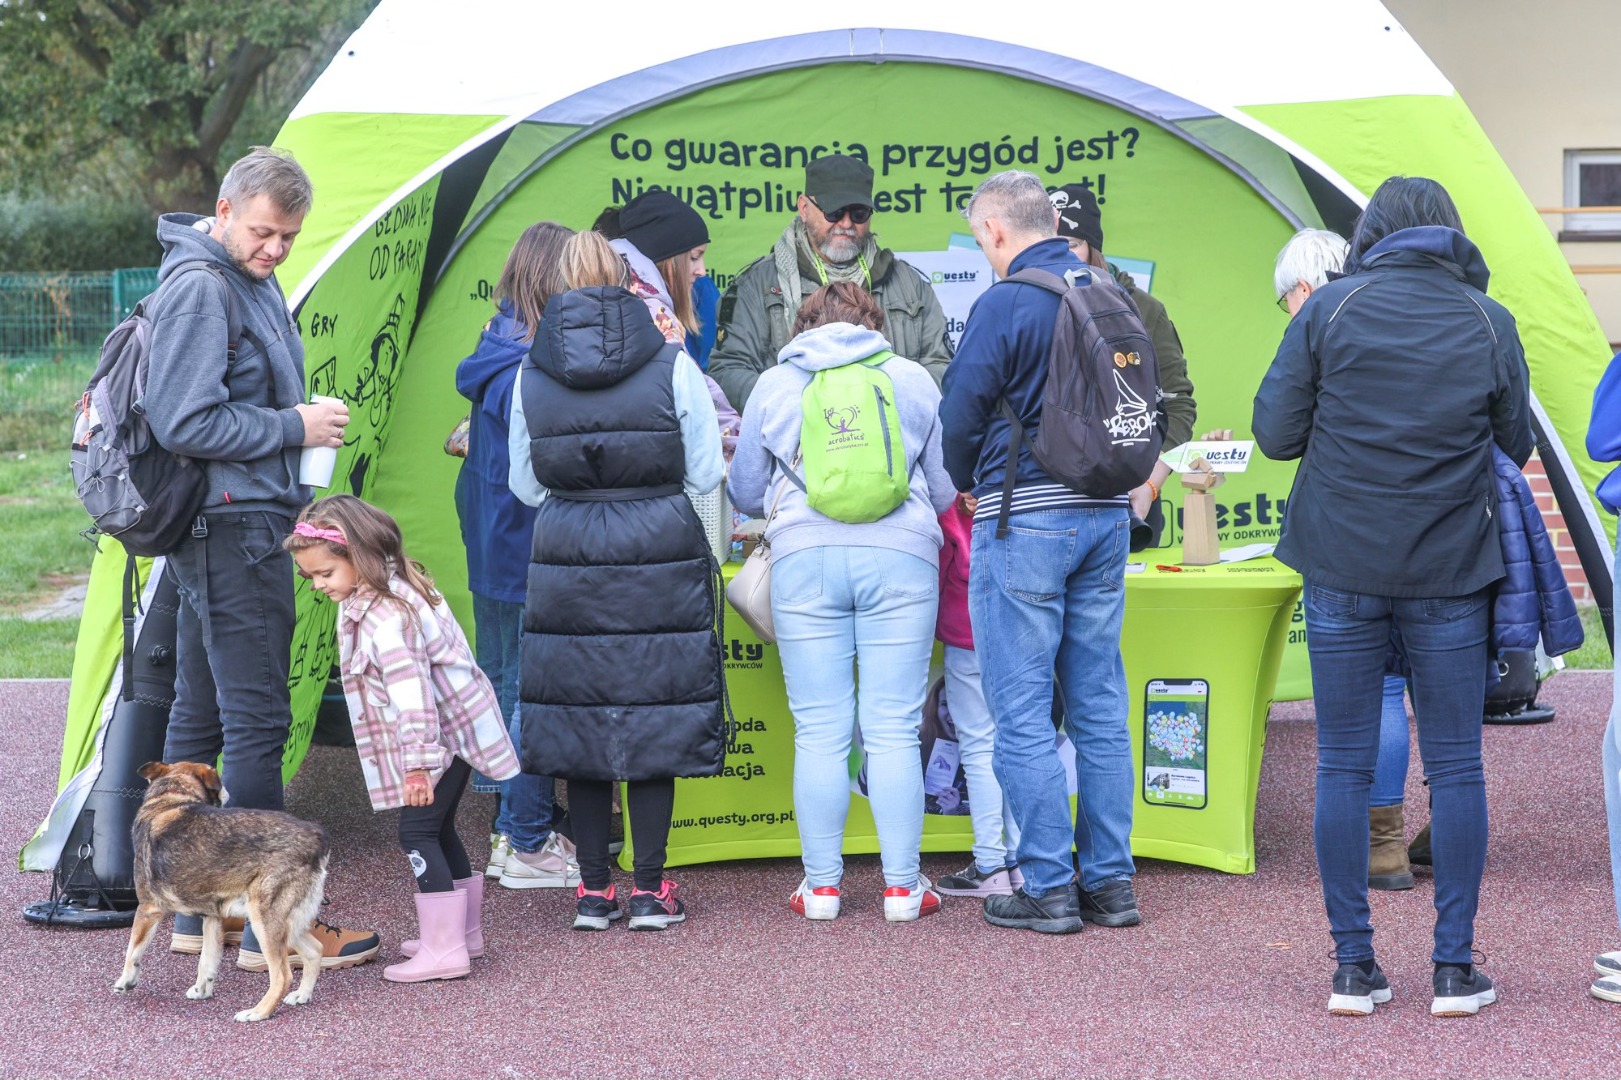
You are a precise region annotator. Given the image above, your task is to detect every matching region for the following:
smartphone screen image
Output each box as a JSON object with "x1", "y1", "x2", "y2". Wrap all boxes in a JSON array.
[{"x1": 1143, "y1": 679, "x2": 1209, "y2": 809}]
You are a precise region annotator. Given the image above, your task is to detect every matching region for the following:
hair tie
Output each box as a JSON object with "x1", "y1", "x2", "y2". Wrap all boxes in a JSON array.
[{"x1": 294, "y1": 521, "x2": 346, "y2": 545}]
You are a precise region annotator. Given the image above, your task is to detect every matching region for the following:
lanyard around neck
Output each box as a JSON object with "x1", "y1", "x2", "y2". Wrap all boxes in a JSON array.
[{"x1": 808, "y1": 244, "x2": 871, "y2": 289}]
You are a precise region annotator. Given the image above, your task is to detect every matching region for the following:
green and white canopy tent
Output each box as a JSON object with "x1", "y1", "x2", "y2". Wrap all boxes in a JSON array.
[{"x1": 27, "y1": 0, "x2": 1614, "y2": 867}]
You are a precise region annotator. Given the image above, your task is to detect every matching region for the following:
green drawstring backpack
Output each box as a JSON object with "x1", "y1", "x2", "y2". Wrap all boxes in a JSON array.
[{"x1": 797, "y1": 349, "x2": 911, "y2": 523}]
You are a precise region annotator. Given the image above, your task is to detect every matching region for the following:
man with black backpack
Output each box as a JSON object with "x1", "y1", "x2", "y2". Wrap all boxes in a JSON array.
[
  {"x1": 141, "y1": 147, "x2": 377, "y2": 968},
  {"x1": 940, "y1": 170, "x2": 1161, "y2": 936}
]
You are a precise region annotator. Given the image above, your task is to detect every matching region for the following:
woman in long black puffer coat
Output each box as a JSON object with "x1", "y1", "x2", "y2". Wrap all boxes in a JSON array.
[{"x1": 508, "y1": 229, "x2": 725, "y2": 932}]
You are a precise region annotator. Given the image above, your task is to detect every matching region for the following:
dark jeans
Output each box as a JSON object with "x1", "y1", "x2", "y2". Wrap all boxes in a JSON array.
[
  {"x1": 1305, "y1": 581, "x2": 1490, "y2": 965},
  {"x1": 398, "y1": 758, "x2": 474, "y2": 892},
  {"x1": 163, "y1": 511, "x2": 296, "y2": 812},
  {"x1": 570, "y1": 778, "x2": 673, "y2": 893},
  {"x1": 470, "y1": 593, "x2": 523, "y2": 796}
]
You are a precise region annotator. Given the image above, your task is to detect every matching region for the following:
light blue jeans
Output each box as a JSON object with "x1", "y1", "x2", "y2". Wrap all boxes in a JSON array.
[
  {"x1": 773, "y1": 546, "x2": 938, "y2": 890},
  {"x1": 944, "y1": 645, "x2": 1020, "y2": 872},
  {"x1": 1607, "y1": 533, "x2": 1621, "y2": 939},
  {"x1": 969, "y1": 507, "x2": 1134, "y2": 897},
  {"x1": 1372, "y1": 674, "x2": 1411, "y2": 807}
]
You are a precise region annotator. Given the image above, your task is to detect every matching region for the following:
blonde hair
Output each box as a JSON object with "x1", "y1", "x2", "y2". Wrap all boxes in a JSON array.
[
  {"x1": 561, "y1": 231, "x2": 627, "y2": 290},
  {"x1": 283, "y1": 495, "x2": 440, "y2": 615},
  {"x1": 657, "y1": 253, "x2": 701, "y2": 336},
  {"x1": 497, "y1": 221, "x2": 572, "y2": 342}
]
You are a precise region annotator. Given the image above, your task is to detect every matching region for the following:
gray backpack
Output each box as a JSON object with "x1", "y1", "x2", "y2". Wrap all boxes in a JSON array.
[{"x1": 70, "y1": 262, "x2": 240, "y2": 558}]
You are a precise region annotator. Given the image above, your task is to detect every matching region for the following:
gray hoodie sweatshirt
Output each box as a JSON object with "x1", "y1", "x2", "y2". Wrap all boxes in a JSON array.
[
  {"x1": 728, "y1": 323, "x2": 956, "y2": 568},
  {"x1": 143, "y1": 213, "x2": 309, "y2": 515}
]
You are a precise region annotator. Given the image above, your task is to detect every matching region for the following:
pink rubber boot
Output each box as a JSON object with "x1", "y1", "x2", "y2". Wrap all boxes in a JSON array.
[
  {"x1": 383, "y1": 890, "x2": 471, "y2": 983},
  {"x1": 400, "y1": 874, "x2": 483, "y2": 958}
]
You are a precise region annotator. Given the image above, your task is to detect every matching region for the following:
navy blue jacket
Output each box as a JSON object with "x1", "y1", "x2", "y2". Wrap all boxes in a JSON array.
[
  {"x1": 1587, "y1": 350, "x2": 1621, "y2": 513},
  {"x1": 942, "y1": 237, "x2": 1100, "y2": 496},
  {"x1": 1492, "y1": 447, "x2": 1584, "y2": 656},
  {"x1": 454, "y1": 301, "x2": 538, "y2": 605},
  {"x1": 1253, "y1": 226, "x2": 1533, "y2": 598}
]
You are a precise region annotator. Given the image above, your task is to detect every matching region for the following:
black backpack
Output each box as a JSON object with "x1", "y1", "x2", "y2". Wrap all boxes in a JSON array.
[
  {"x1": 70, "y1": 262, "x2": 241, "y2": 558},
  {"x1": 994, "y1": 266, "x2": 1162, "y2": 537}
]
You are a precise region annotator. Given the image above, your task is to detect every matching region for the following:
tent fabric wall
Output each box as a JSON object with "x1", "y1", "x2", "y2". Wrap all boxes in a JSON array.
[{"x1": 35, "y1": 4, "x2": 1616, "y2": 848}]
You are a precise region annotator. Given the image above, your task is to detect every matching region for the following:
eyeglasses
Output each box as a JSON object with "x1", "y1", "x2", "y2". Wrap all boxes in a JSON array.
[
  {"x1": 808, "y1": 198, "x2": 873, "y2": 226},
  {"x1": 1276, "y1": 291, "x2": 1292, "y2": 312}
]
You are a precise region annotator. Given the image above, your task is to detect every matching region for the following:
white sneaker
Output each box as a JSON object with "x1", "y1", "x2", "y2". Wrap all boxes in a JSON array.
[
  {"x1": 485, "y1": 833, "x2": 511, "y2": 879},
  {"x1": 498, "y1": 832, "x2": 581, "y2": 889},
  {"x1": 1595, "y1": 950, "x2": 1621, "y2": 977},
  {"x1": 789, "y1": 878, "x2": 841, "y2": 920},
  {"x1": 882, "y1": 874, "x2": 942, "y2": 923}
]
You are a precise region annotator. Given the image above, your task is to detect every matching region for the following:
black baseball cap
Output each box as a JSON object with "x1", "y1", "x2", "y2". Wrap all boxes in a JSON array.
[{"x1": 805, "y1": 154, "x2": 875, "y2": 212}]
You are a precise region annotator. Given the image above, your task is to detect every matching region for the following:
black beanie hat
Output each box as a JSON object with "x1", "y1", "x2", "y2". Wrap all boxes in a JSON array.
[
  {"x1": 1050, "y1": 183, "x2": 1103, "y2": 250},
  {"x1": 618, "y1": 190, "x2": 709, "y2": 263}
]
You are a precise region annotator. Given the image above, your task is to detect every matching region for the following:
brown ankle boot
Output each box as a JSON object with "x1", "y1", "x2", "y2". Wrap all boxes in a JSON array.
[{"x1": 1369, "y1": 804, "x2": 1415, "y2": 890}]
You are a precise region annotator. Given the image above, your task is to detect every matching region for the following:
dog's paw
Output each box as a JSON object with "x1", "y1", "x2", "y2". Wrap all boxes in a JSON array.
[
  {"x1": 185, "y1": 980, "x2": 215, "y2": 1000},
  {"x1": 283, "y1": 989, "x2": 313, "y2": 1007},
  {"x1": 233, "y1": 1008, "x2": 271, "y2": 1023},
  {"x1": 112, "y1": 975, "x2": 137, "y2": 993}
]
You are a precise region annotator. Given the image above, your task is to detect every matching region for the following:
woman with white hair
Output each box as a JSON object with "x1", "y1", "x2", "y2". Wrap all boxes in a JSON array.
[{"x1": 1274, "y1": 228, "x2": 1350, "y2": 316}]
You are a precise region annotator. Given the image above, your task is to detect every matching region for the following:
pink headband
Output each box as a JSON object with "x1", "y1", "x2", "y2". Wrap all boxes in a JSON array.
[{"x1": 294, "y1": 521, "x2": 347, "y2": 545}]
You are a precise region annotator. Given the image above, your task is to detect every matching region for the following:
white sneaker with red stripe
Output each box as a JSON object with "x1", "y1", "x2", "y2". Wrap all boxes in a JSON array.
[
  {"x1": 882, "y1": 875, "x2": 942, "y2": 922},
  {"x1": 790, "y1": 878, "x2": 841, "y2": 920}
]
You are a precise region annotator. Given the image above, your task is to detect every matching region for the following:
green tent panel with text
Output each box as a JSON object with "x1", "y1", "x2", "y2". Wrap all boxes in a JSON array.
[{"x1": 375, "y1": 61, "x2": 1312, "y2": 700}]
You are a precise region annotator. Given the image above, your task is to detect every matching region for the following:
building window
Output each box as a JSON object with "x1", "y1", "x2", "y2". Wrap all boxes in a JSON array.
[{"x1": 1563, "y1": 150, "x2": 1621, "y2": 239}]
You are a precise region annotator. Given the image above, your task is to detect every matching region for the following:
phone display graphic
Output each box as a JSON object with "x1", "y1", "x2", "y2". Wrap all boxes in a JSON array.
[{"x1": 1143, "y1": 679, "x2": 1209, "y2": 809}]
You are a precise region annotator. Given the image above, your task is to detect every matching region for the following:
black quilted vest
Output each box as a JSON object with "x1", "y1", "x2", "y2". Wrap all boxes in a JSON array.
[{"x1": 517, "y1": 287, "x2": 724, "y2": 781}]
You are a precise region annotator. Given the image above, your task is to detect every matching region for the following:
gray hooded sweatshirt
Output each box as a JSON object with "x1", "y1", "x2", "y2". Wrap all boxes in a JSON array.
[
  {"x1": 143, "y1": 213, "x2": 309, "y2": 515},
  {"x1": 728, "y1": 322, "x2": 956, "y2": 568}
]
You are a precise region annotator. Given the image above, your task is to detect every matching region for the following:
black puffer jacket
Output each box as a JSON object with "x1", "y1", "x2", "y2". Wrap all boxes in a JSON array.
[
  {"x1": 518, "y1": 287, "x2": 725, "y2": 782},
  {"x1": 1252, "y1": 226, "x2": 1533, "y2": 598}
]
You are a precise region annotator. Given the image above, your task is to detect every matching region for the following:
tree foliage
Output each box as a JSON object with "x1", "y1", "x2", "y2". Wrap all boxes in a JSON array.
[{"x1": 0, "y1": 0, "x2": 378, "y2": 211}]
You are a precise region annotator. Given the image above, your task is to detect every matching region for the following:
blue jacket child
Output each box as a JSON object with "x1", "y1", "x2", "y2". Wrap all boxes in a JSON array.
[{"x1": 455, "y1": 301, "x2": 538, "y2": 605}]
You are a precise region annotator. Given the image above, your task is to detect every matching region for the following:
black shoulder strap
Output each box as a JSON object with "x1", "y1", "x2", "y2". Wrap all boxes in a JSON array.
[{"x1": 996, "y1": 267, "x2": 1074, "y2": 295}]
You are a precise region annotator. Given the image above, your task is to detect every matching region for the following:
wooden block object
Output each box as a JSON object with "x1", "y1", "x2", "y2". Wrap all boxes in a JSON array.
[{"x1": 1180, "y1": 457, "x2": 1225, "y2": 566}]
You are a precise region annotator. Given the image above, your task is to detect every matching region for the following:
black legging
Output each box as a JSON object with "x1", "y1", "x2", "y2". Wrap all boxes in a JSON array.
[
  {"x1": 398, "y1": 757, "x2": 473, "y2": 893},
  {"x1": 569, "y1": 777, "x2": 674, "y2": 893}
]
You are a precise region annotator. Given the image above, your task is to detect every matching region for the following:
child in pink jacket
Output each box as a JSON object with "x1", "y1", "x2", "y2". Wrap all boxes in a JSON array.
[
  {"x1": 933, "y1": 494, "x2": 1024, "y2": 897},
  {"x1": 285, "y1": 495, "x2": 518, "y2": 984}
]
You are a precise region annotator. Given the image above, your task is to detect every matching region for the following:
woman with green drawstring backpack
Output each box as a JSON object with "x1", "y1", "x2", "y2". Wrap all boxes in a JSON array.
[{"x1": 728, "y1": 281, "x2": 956, "y2": 924}]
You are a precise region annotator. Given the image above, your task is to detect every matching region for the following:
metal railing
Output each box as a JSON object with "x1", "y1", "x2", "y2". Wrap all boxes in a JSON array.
[{"x1": 0, "y1": 268, "x2": 159, "y2": 446}]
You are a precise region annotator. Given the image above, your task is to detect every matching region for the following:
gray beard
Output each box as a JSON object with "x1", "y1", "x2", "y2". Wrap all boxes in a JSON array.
[{"x1": 819, "y1": 234, "x2": 862, "y2": 264}]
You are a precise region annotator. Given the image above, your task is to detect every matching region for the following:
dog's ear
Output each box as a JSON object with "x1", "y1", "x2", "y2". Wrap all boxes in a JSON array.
[{"x1": 136, "y1": 762, "x2": 167, "y2": 782}]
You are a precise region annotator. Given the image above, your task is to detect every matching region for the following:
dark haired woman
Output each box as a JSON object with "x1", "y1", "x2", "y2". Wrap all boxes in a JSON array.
[
  {"x1": 1253, "y1": 176, "x2": 1533, "y2": 1018},
  {"x1": 728, "y1": 281, "x2": 955, "y2": 923}
]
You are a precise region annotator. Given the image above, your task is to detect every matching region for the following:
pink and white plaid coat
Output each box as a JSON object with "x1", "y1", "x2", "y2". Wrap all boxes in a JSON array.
[{"x1": 337, "y1": 578, "x2": 519, "y2": 812}]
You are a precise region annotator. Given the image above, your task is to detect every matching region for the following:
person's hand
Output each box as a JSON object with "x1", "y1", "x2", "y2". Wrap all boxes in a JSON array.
[
  {"x1": 403, "y1": 770, "x2": 434, "y2": 807},
  {"x1": 958, "y1": 492, "x2": 979, "y2": 515},
  {"x1": 1198, "y1": 428, "x2": 1234, "y2": 441},
  {"x1": 295, "y1": 397, "x2": 350, "y2": 448},
  {"x1": 1128, "y1": 482, "x2": 1153, "y2": 521}
]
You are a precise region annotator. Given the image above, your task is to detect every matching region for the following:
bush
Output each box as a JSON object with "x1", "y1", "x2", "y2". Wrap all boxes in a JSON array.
[{"x1": 0, "y1": 196, "x2": 162, "y2": 272}]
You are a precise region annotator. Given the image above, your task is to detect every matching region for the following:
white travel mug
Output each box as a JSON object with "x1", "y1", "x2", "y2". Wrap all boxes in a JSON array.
[{"x1": 298, "y1": 395, "x2": 343, "y2": 488}]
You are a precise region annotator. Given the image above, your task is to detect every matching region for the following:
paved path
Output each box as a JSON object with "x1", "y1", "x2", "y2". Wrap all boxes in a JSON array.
[{"x1": 4, "y1": 675, "x2": 1619, "y2": 1078}]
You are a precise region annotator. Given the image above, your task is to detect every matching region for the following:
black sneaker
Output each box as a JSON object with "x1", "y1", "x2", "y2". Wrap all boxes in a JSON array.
[
  {"x1": 983, "y1": 885, "x2": 1082, "y2": 935},
  {"x1": 572, "y1": 884, "x2": 623, "y2": 931},
  {"x1": 1078, "y1": 878, "x2": 1141, "y2": 927},
  {"x1": 1431, "y1": 964, "x2": 1497, "y2": 1016},
  {"x1": 627, "y1": 880, "x2": 686, "y2": 931},
  {"x1": 935, "y1": 863, "x2": 1016, "y2": 897},
  {"x1": 1328, "y1": 961, "x2": 1393, "y2": 1016}
]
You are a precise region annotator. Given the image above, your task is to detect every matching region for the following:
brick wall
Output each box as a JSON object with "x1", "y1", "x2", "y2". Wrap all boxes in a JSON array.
[{"x1": 1523, "y1": 451, "x2": 1594, "y2": 603}]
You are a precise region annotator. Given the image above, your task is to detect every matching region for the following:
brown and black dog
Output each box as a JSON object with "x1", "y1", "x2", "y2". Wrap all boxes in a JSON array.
[{"x1": 112, "y1": 762, "x2": 330, "y2": 1022}]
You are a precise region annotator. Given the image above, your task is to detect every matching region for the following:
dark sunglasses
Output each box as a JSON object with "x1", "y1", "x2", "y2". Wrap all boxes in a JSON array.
[{"x1": 809, "y1": 198, "x2": 873, "y2": 225}]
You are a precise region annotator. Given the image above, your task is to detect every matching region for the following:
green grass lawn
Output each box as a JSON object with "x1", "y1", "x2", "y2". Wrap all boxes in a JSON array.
[
  {"x1": 1567, "y1": 602, "x2": 1614, "y2": 670},
  {"x1": 0, "y1": 449, "x2": 95, "y2": 677}
]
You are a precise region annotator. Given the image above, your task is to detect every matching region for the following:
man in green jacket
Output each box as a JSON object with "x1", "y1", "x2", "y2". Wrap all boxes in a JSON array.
[
  {"x1": 1051, "y1": 182, "x2": 1198, "y2": 541},
  {"x1": 710, "y1": 154, "x2": 953, "y2": 411}
]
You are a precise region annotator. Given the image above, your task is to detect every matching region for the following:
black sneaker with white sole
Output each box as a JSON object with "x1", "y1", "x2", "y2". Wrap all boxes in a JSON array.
[
  {"x1": 983, "y1": 885, "x2": 1083, "y2": 934},
  {"x1": 572, "y1": 884, "x2": 623, "y2": 931},
  {"x1": 1078, "y1": 878, "x2": 1141, "y2": 927},
  {"x1": 1327, "y1": 961, "x2": 1392, "y2": 1016},
  {"x1": 1431, "y1": 964, "x2": 1497, "y2": 1017}
]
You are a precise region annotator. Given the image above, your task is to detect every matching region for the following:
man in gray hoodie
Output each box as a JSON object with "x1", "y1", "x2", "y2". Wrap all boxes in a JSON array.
[{"x1": 144, "y1": 147, "x2": 377, "y2": 968}]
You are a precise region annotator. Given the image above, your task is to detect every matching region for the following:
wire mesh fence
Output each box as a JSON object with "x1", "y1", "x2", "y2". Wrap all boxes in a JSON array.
[{"x1": 0, "y1": 268, "x2": 159, "y2": 448}]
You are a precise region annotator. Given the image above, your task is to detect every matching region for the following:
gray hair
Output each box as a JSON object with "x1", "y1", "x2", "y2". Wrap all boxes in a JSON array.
[
  {"x1": 1274, "y1": 228, "x2": 1348, "y2": 299},
  {"x1": 964, "y1": 171, "x2": 1057, "y2": 238},
  {"x1": 219, "y1": 146, "x2": 313, "y2": 216}
]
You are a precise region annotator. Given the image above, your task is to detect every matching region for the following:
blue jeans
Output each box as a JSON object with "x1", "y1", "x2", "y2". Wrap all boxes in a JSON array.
[
  {"x1": 944, "y1": 645, "x2": 1020, "y2": 872},
  {"x1": 1607, "y1": 534, "x2": 1621, "y2": 940},
  {"x1": 773, "y1": 546, "x2": 937, "y2": 890},
  {"x1": 470, "y1": 594, "x2": 522, "y2": 796},
  {"x1": 1305, "y1": 581, "x2": 1490, "y2": 965},
  {"x1": 500, "y1": 701, "x2": 557, "y2": 854},
  {"x1": 969, "y1": 507, "x2": 1134, "y2": 897},
  {"x1": 1371, "y1": 674, "x2": 1411, "y2": 808}
]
